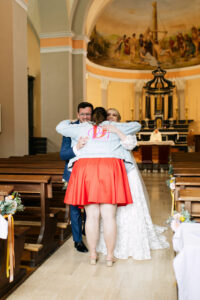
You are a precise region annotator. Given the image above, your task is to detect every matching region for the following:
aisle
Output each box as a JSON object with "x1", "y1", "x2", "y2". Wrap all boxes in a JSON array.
[{"x1": 7, "y1": 173, "x2": 177, "y2": 300}]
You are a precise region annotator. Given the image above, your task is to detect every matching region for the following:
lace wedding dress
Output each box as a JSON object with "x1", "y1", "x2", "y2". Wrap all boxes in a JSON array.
[{"x1": 96, "y1": 136, "x2": 169, "y2": 260}]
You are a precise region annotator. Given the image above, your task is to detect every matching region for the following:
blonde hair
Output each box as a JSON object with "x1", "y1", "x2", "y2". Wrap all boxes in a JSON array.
[{"x1": 107, "y1": 108, "x2": 121, "y2": 121}]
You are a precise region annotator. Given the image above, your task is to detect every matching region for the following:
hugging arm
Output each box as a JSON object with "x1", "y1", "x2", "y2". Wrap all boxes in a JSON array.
[
  {"x1": 104, "y1": 123, "x2": 139, "y2": 150},
  {"x1": 56, "y1": 120, "x2": 81, "y2": 139},
  {"x1": 120, "y1": 135, "x2": 137, "y2": 150}
]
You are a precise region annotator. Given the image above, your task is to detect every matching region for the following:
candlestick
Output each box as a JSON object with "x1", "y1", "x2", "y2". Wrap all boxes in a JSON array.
[
  {"x1": 130, "y1": 108, "x2": 134, "y2": 121},
  {"x1": 185, "y1": 107, "x2": 188, "y2": 124}
]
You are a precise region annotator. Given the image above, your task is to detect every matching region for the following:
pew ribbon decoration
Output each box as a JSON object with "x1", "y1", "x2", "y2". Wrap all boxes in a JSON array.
[
  {"x1": 0, "y1": 192, "x2": 24, "y2": 282},
  {"x1": 3, "y1": 214, "x2": 15, "y2": 282},
  {"x1": 166, "y1": 176, "x2": 175, "y2": 215},
  {"x1": 167, "y1": 204, "x2": 192, "y2": 232}
]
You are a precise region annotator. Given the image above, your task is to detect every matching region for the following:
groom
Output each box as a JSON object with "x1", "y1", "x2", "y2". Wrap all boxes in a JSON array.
[{"x1": 60, "y1": 101, "x2": 93, "y2": 252}]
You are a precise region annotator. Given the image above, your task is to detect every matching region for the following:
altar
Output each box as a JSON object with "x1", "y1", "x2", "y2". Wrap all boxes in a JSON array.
[
  {"x1": 138, "y1": 132, "x2": 179, "y2": 142},
  {"x1": 136, "y1": 141, "x2": 174, "y2": 171},
  {"x1": 131, "y1": 66, "x2": 193, "y2": 151}
]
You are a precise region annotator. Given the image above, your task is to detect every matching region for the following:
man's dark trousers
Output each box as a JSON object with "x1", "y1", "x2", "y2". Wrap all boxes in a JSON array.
[{"x1": 60, "y1": 120, "x2": 83, "y2": 243}]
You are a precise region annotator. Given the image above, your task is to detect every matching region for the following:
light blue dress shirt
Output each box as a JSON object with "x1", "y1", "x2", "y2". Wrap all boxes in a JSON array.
[{"x1": 56, "y1": 120, "x2": 141, "y2": 173}]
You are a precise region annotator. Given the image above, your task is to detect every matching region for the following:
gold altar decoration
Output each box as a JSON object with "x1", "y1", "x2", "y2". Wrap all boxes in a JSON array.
[{"x1": 143, "y1": 66, "x2": 175, "y2": 122}]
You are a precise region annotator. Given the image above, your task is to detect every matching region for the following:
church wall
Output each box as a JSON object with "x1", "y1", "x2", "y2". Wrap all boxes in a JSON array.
[
  {"x1": 40, "y1": 51, "x2": 72, "y2": 152},
  {"x1": 86, "y1": 77, "x2": 134, "y2": 121},
  {"x1": 107, "y1": 82, "x2": 133, "y2": 122},
  {"x1": 86, "y1": 76, "x2": 101, "y2": 108},
  {"x1": 27, "y1": 22, "x2": 41, "y2": 137},
  {"x1": 0, "y1": 0, "x2": 28, "y2": 157},
  {"x1": 0, "y1": 0, "x2": 15, "y2": 157},
  {"x1": 12, "y1": 1, "x2": 28, "y2": 156},
  {"x1": 186, "y1": 78, "x2": 200, "y2": 132}
]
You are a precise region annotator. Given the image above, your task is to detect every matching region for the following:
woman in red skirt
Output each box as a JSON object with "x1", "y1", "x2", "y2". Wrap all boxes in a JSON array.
[{"x1": 56, "y1": 107, "x2": 141, "y2": 266}]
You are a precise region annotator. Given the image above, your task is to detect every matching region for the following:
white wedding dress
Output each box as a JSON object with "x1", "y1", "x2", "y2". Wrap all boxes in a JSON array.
[{"x1": 96, "y1": 136, "x2": 169, "y2": 260}]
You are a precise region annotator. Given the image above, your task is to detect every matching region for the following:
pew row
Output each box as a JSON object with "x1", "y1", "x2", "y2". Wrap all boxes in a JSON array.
[
  {"x1": 171, "y1": 152, "x2": 200, "y2": 221},
  {"x1": 0, "y1": 186, "x2": 28, "y2": 298},
  {"x1": 0, "y1": 175, "x2": 59, "y2": 266}
]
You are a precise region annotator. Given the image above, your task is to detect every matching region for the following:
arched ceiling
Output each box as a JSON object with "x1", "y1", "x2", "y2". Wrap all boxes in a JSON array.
[
  {"x1": 27, "y1": 0, "x2": 200, "y2": 70},
  {"x1": 27, "y1": 0, "x2": 113, "y2": 37},
  {"x1": 95, "y1": 0, "x2": 200, "y2": 37},
  {"x1": 87, "y1": 0, "x2": 200, "y2": 70},
  {"x1": 27, "y1": 0, "x2": 70, "y2": 37},
  {"x1": 85, "y1": 0, "x2": 113, "y2": 37}
]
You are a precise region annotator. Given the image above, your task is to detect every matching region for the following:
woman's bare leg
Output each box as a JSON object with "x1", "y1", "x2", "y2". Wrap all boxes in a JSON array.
[
  {"x1": 100, "y1": 204, "x2": 117, "y2": 261},
  {"x1": 84, "y1": 204, "x2": 100, "y2": 259}
]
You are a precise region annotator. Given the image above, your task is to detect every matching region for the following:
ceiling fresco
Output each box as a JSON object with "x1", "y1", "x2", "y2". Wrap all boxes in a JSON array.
[{"x1": 87, "y1": 0, "x2": 200, "y2": 70}]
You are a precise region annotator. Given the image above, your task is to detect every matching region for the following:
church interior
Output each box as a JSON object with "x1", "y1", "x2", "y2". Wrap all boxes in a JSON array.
[{"x1": 0, "y1": 0, "x2": 200, "y2": 299}]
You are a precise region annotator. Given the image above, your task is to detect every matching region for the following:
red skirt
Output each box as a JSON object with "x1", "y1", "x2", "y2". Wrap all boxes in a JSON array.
[{"x1": 64, "y1": 158, "x2": 133, "y2": 206}]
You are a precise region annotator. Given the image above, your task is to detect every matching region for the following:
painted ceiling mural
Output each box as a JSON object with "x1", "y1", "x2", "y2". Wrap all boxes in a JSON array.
[{"x1": 87, "y1": 0, "x2": 200, "y2": 70}]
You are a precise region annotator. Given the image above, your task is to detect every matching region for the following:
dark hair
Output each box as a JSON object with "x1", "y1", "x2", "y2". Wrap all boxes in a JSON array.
[
  {"x1": 92, "y1": 107, "x2": 107, "y2": 125},
  {"x1": 77, "y1": 102, "x2": 94, "y2": 113}
]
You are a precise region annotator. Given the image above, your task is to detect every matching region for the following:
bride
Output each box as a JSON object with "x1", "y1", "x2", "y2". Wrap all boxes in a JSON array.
[{"x1": 96, "y1": 108, "x2": 169, "y2": 260}]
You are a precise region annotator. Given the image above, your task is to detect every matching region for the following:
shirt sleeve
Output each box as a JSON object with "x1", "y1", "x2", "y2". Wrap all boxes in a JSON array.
[
  {"x1": 56, "y1": 120, "x2": 84, "y2": 138},
  {"x1": 72, "y1": 145, "x2": 80, "y2": 156},
  {"x1": 113, "y1": 121, "x2": 141, "y2": 135},
  {"x1": 120, "y1": 135, "x2": 138, "y2": 150}
]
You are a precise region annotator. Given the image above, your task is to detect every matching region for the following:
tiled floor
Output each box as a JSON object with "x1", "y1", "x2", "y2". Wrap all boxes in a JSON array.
[{"x1": 7, "y1": 173, "x2": 177, "y2": 300}]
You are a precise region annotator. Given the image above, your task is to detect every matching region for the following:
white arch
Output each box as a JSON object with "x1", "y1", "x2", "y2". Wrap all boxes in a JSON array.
[{"x1": 85, "y1": 0, "x2": 113, "y2": 37}]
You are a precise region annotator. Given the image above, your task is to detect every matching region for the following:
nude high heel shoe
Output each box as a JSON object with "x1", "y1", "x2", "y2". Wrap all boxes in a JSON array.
[
  {"x1": 106, "y1": 257, "x2": 116, "y2": 267},
  {"x1": 106, "y1": 260, "x2": 113, "y2": 267},
  {"x1": 90, "y1": 258, "x2": 97, "y2": 265},
  {"x1": 90, "y1": 255, "x2": 98, "y2": 265}
]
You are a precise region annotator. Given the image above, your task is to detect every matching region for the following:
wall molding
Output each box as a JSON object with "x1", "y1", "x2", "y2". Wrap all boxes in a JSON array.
[
  {"x1": 40, "y1": 46, "x2": 72, "y2": 54},
  {"x1": 15, "y1": 0, "x2": 27, "y2": 11},
  {"x1": 40, "y1": 31, "x2": 74, "y2": 39},
  {"x1": 86, "y1": 71, "x2": 140, "y2": 83},
  {"x1": 72, "y1": 49, "x2": 87, "y2": 56},
  {"x1": 86, "y1": 59, "x2": 200, "y2": 81},
  {"x1": 40, "y1": 46, "x2": 87, "y2": 55},
  {"x1": 73, "y1": 35, "x2": 90, "y2": 43},
  {"x1": 100, "y1": 79, "x2": 109, "y2": 90}
]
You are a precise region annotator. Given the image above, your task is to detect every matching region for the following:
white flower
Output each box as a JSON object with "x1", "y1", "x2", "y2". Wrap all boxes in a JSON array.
[
  {"x1": 173, "y1": 213, "x2": 181, "y2": 221},
  {"x1": 171, "y1": 219, "x2": 180, "y2": 232},
  {"x1": 170, "y1": 182, "x2": 175, "y2": 190},
  {"x1": 169, "y1": 177, "x2": 175, "y2": 190},
  {"x1": 5, "y1": 195, "x2": 14, "y2": 201}
]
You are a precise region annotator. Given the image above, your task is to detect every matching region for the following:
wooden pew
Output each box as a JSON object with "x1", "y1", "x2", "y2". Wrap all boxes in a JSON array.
[
  {"x1": 175, "y1": 177, "x2": 200, "y2": 187},
  {"x1": 175, "y1": 177, "x2": 200, "y2": 204},
  {"x1": 176, "y1": 189, "x2": 200, "y2": 220},
  {"x1": 0, "y1": 175, "x2": 58, "y2": 266},
  {"x1": 0, "y1": 167, "x2": 63, "y2": 183},
  {"x1": 10, "y1": 152, "x2": 60, "y2": 160},
  {"x1": 173, "y1": 169, "x2": 200, "y2": 177},
  {"x1": 171, "y1": 152, "x2": 200, "y2": 221},
  {"x1": 0, "y1": 186, "x2": 28, "y2": 298},
  {"x1": 172, "y1": 163, "x2": 200, "y2": 172},
  {"x1": 171, "y1": 152, "x2": 200, "y2": 163},
  {"x1": 0, "y1": 185, "x2": 14, "y2": 201},
  {"x1": 0, "y1": 154, "x2": 71, "y2": 243}
]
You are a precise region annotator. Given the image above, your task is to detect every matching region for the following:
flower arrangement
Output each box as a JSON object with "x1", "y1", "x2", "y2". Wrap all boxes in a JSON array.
[
  {"x1": 167, "y1": 204, "x2": 192, "y2": 232},
  {"x1": 62, "y1": 179, "x2": 68, "y2": 191},
  {"x1": 166, "y1": 176, "x2": 175, "y2": 190},
  {"x1": 0, "y1": 192, "x2": 24, "y2": 216},
  {"x1": 168, "y1": 164, "x2": 173, "y2": 175},
  {"x1": 166, "y1": 175, "x2": 176, "y2": 215}
]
